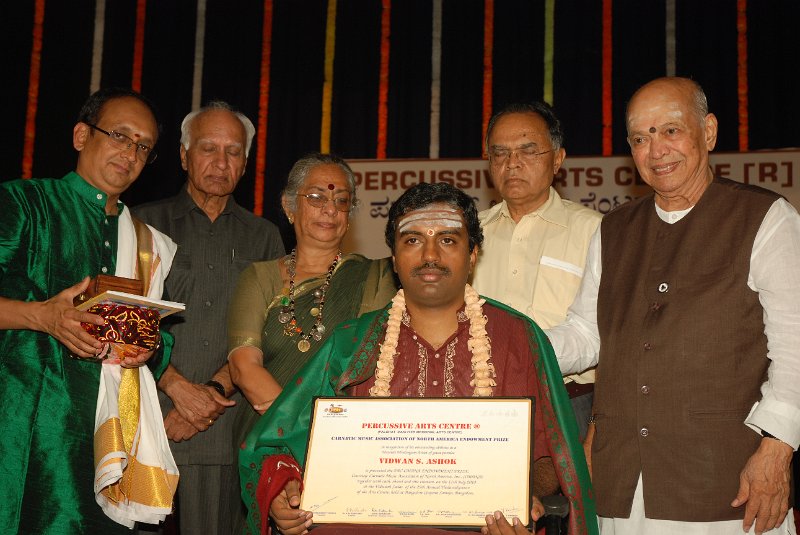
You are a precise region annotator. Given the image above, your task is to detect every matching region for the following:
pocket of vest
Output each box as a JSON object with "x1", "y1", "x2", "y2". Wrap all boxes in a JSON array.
[{"x1": 688, "y1": 407, "x2": 750, "y2": 420}]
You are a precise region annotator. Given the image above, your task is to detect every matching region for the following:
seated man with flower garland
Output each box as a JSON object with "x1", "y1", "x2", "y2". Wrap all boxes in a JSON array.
[{"x1": 238, "y1": 182, "x2": 596, "y2": 535}]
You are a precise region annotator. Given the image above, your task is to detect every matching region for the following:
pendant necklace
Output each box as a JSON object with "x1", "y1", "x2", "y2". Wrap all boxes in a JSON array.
[{"x1": 278, "y1": 248, "x2": 341, "y2": 352}]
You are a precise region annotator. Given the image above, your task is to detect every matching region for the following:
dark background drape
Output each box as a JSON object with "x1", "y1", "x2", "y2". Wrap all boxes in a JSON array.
[{"x1": 1, "y1": 0, "x2": 798, "y2": 231}]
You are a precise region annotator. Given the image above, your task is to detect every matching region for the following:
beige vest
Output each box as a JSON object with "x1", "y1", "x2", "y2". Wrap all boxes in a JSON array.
[{"x1": 593, "y1": 177, "x2": 778, "y2": 521}]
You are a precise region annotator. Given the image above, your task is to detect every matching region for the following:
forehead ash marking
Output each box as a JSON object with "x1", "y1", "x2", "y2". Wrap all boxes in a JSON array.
[{"x1": 397, "y1": 208, "x2": 464, "y2": 233}]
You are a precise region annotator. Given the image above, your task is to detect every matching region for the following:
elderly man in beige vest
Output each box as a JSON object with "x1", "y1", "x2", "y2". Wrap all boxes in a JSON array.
[
  {"x1": 548, "y1": 77, "x2": 800, "y2": 534},
  {"x1": 471, "y1": 102, "x2": 601, "y2": 441}
]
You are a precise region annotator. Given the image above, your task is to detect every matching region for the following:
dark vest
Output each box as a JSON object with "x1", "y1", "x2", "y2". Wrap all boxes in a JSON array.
[{"x1": 593, "y1": 177, "x2": 778, "y2": 521}]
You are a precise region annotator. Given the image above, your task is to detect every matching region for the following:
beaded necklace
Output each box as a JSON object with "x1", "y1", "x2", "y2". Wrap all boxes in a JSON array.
[{"x1": 278, "y1": 249, "x2": 341, "y2": 352}]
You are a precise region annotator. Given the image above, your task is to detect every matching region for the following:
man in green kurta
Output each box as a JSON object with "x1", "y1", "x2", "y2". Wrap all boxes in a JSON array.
[
  {"x1": 0, "y1": 88, "x2": 174, "y2": 533},
  {"x1": 239, "y1": 182, "x2": 596, "y2": 535}
]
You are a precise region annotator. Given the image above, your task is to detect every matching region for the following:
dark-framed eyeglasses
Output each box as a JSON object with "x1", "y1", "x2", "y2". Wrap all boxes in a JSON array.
[
  {"x1": 299, "y1": 192, "x2": 352, "y2": 212},
  {"x1": 87, "y1": 124, "x2": 158, "y2": 164}
]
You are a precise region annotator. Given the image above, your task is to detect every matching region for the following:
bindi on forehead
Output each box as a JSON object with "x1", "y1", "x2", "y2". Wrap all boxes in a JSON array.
[
  {"x1": 307, "y1": 182, "x2": 349, "y2": 194},
  {"x1": 649, "y1": 127, "x2": 657, "y2": 133}
]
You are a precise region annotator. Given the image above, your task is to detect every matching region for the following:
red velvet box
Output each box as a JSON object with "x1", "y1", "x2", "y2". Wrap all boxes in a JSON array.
[{"x1": 81, "y1": 303, "x2": 160, "y2": 361}]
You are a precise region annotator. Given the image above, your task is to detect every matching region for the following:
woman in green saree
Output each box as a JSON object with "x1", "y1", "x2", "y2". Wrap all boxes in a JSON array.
[{"x1": 227, "y1": 153, "x2": 397, "y2": 437}]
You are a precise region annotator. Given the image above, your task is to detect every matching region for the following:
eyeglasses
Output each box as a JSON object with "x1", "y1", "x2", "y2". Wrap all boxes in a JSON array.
[
  {"x1": 489, "y1": 145, "x2": 552, "y2": 165},
  {"x1": 87, "y1": 124, "x2": 158, "y2": 164},
  {"x1": 299, "y1": 192, "x2": 353, "y2": 212}
]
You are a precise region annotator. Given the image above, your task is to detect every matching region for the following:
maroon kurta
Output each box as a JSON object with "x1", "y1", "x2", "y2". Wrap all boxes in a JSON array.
[
  {"x1": 315, "y1": 305, "x2": 550, "y2": 535},
  {"x1": 239, "y1": 300, "x2": 594, "y2": 535},
  {"x1": 348, "y1": 305, "x2": 548, "y2": 462}
]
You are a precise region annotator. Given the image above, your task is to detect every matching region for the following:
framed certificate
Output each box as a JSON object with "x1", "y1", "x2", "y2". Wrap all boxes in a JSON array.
[{"x1": 300, "y1": 397, "x2": 534, "y2": 530}]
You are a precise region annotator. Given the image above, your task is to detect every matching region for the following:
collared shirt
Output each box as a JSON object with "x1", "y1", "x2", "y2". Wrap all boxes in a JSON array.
[
  {"x1": 472, "y1": 187, "x2": 601, "y2": 383},
  {"x1": 133, "y1": 186, "x2": 284, "y2": 465}
]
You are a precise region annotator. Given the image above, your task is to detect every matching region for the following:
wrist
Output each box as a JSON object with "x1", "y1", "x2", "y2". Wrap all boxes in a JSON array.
[
  {"x1": 158, "y1": 367, "x2": 188, "y2": 396},
  {"x1": 25, "y1": 300, "x2": 47, "y2": 332},
  {"x1": 760, "y1": 431, "x2": 794, "y2": 458},
  {"x1": 205, "y1": 379, "x2": 226, "y2": 397},
  {"x1": 761, "y1": 429, "x2": 789, "y2": 447}
]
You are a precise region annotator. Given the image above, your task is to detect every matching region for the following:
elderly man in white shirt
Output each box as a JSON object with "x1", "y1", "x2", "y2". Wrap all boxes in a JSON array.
[{"x1": 547, "y1": 77, "x2": 800, "y2": 535}]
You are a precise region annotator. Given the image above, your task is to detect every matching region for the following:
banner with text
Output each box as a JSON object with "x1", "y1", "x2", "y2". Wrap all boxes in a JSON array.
[{"x1": 343, "y1": 151, "x2": 800, "y2": 259}]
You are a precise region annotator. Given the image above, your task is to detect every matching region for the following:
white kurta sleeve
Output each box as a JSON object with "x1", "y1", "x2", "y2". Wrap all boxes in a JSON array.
[
  {"x1": 744, "y1": 198, "x2": 800, "y2": 449},
  {"x1": 545, "y1": 227, "x2": 603, "y2": 376}
]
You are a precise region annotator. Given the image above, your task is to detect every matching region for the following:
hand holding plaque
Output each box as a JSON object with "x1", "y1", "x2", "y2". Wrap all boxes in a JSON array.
[
  {"x1": 28, "y1": 277, "x2": 106, "y2": 359},
  {"x1": 72, "y1": 274, "x2": 144, "y2": 306},
  {"x1": 74, "y1": 288, "x2": 184, "y2": 364}
]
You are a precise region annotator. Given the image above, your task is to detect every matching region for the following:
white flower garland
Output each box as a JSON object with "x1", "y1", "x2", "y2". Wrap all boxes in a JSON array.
[{"x1": 369, "y1": 284, "x2": 496, "y2": 397}]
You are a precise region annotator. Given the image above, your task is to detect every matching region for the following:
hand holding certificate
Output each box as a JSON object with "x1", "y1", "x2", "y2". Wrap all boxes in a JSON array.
[{"x1": 300, "y1": 397, "x2": 535, "y2": 530}]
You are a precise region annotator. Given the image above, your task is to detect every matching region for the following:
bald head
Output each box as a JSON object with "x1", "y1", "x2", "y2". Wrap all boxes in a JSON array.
[
  {"x1": 627, "y1": 77, "x2": 709, "y2": 133},
  {"x1": 624, "y1": 76, "x2": 718, "y2": 210}
]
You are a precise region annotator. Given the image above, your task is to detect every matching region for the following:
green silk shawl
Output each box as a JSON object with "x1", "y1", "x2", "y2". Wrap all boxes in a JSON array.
[{"x1": 238, "y1": 297, "x2": 597, "y2": 535}]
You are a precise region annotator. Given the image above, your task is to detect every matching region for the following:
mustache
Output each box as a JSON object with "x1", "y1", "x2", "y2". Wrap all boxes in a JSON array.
[
  {"x1": 113, "y1": 159, "x2": 134, "y2": 172},
  {"x1": 410, "y1": 262, "x2": 451, "y2": 277}
]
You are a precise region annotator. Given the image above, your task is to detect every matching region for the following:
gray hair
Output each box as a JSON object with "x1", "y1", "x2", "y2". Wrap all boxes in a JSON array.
[
  {"x1": 485, "y1": 101, "x2": 564, "y2": 153},
  {"x1": 283, "y1": 153, "x2": 359, "y2": 216},
  {"x1": 689, "y1": 81, "x2": 709, "y2": 125},
  {"x1": 180, "y1": 101, "x2": 256, "y2": 157}
]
